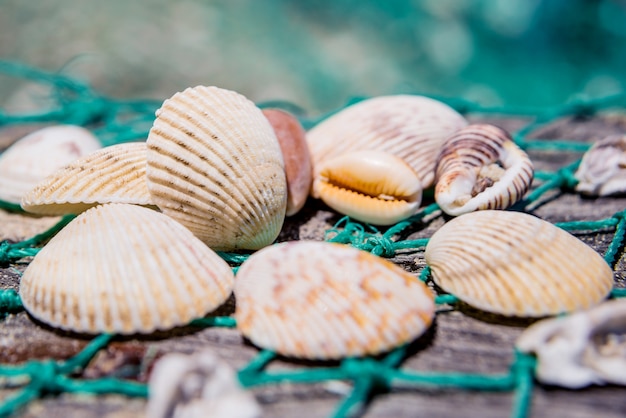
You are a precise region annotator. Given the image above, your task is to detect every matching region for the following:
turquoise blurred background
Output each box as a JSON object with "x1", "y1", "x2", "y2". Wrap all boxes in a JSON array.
[{"x1": 1, "y1": 0, "x2": 625, "y2": 114}]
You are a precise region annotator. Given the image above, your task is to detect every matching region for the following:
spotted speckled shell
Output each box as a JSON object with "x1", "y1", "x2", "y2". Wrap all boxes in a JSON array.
[
  {"x1": 262, "y1": 109, "x2": 312, "y2": 216},
  {"x1": 306, "y1": 95, "x2": 467, "y2": 189},
  {"x1": 434, "y1": 124, "x2": 533, "y2": 216},
  {"x1": 19, "y1": 203, "x2": 235, "y2": 334},
  {"x1": 424, "y1": 210, "x2": 613, "y2": 317},
  {"x1": 0, "y1": 125, "x2": 101, "y2": 204},
  {"x1": 235, "y1": 241, "x2": 435, "y2": 359},
  {"x1": 313, "y1": 150, "x2": 422, "y2": 225},
  {"x1": 146, "y1": 86, "x2": 287, "y2": 251},
  {"x1": 21, "y1": 142, "x2": 152, "y2": 215},
  {"x1": 575, "y1": 134, "x2": 626, "y2": 196}
]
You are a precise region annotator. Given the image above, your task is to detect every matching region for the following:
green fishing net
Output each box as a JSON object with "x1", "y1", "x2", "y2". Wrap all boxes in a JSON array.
[{"x1": 0, "y1": 60, "x2": 625, "y2": 418}]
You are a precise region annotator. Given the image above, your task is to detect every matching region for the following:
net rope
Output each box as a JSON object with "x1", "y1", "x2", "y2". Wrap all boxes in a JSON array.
[{"x1": 0, "y1": 60, "x2": 625, "y2": 418}]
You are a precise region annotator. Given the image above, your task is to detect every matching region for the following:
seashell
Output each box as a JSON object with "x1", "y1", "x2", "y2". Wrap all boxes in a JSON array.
[
  {"x1": 575, "y1": 134, "x2": 626, "y2": 196},
  {"x1": 262, "y1": 109, "x2": 312, "y2": 216},
  {"x1": 147, "y1": 349, "x2": 261, "y2": 418},
  {"x1": 424, "y1": 210, "x2": 614, "y2": 317},
  {"x1": 306, "y1": 95, "x2": 467, "y2": 189},
  {"x1": 19, "y1": 203, "x2": 235, "y2": 334},
  {"x1": 235, "y1": 241, "x2": 435, "y2": 359},
  {"x1": 21, "y1": 142, "x2": 153, "y2": 215},
  {"x1": 312, "y1": 150, "x2": 422, "y2": 225},
  {"x1": 146, "y1": 86, "x2": 287, "y2": 251},
  {"x1": 0, "y1": 125, "x2": 101, "y2": 204},
  {"x1": 434, "y1": 124, "x2": 534, "y2": 216},
  {"x1": 516, "y1": 298, "x2": 626, "y2": 388}
]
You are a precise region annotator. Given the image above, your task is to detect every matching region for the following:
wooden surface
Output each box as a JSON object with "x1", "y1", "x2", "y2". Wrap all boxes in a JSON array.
[{"x1": 1, "y1": 114, "x2": 626, "y2": 417}]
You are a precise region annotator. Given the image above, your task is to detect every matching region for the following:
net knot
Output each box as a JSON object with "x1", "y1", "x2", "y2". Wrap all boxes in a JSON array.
[
  {"x1": 363, "y1": 236, "x2": 396, "y2": 258},
  {"x1": 0, "y1": 241, "x2": 11, "y2": 264},
  {"x1": 0, "y1": 289, "x2": 23, "y2": 311},
  {"x1": 341, "y1": 358, "x2": 388, "y2": 388},
  {"x1": 26, "y1": 360, "x2": 62, "y2": 394}
]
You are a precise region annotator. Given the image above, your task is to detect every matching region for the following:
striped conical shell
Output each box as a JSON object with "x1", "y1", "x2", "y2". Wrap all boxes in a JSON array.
[
  {"x1": 19, "y1": 203, "x2": 235, "y2": 334},
  {"x1": 235, "y1": 241, "x2": 435, "y2": 359},
  {"x1": 146, "y1": 86, "x2": 287, "y2": 251},
  {"x1": 306, "y1": 95, "x2": 467, "y2": 189},
  {"x1": 424, "y1": 210, "x2": 614, "y2": 317},
  {"x1": 0, "y1": 125, "x2": 101, "y2": 204},
  {"x1": 21, "y1": 142, "x2": 152, "y2": 215},
  {"x1": 434, "y1": 124, "x2": 533, "y2": 216}
]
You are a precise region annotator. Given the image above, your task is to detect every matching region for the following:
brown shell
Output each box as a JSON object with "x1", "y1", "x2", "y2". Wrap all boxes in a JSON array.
[{"x1": 262, "y1": 109, "x2": 312, "y2": 216}]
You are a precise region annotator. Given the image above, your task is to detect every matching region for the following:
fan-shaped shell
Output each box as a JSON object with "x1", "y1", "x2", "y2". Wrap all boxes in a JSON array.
[
  {"x1": 575, "y1": 134, "x2": 626, "y2": 196},
  {"x1": 146, "y1": 86, "x2": 287, "y2": 251},
  {"x1": 312, "y1": 150, "x2": 422, "y2": 225},
  {"x1": 0, "y1": 125, "x2": 101, "y2": 204},
  {"x1": 235, "y1": 241, "x2": 435, "y2": 359},
  {"x1": 424, "y1": 210, "x2": 613, "y2": 317},
  {"x1": 19, "y1": 203, "x2": 235, "y2": 334},
  {"x1": 21, "y1": 142, "x2": 152, "y2": 215},
  {"x1": 434, "y1": 124, "x2": 533, "y2": 216},
  {"x1": 306, "y1": 95, "x2": 467, "y2": 189},
  {"x1": 262, "y1": 109, "x2": 312, "y2": 216}
]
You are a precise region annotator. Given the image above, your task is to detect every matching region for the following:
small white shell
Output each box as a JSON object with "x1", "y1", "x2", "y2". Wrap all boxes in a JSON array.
[
  {"x1": 19, "y1": 203, "x2": 235, "y2": 334},
  {"x1": 21, "y1": 142, "x2": 152, "y2": 215},
  {"x1": 424, "y1": 210, "x2": 614, "y2": 317},
  {"x1": 312, "y1": 150, "x2": 422, "y2": 225},
  {"x1": 434, "y1": 124, "x2": 534, "y2": 216},
  {"x1": 575, "y1": 134, "x2": 626, "y2": 196},
  {"x1": 0, "y1": 125, "x2": 101, "y2": 204},
  {"x1": 517, "y1": 298, "x2": 626, "y2": 388},
  {"x1": 146, "y1": 86, "x2": 287, "y2": 251},
  {"x1": 306, "y1": 95, "x2": 467, "y2": 189},
  {"x1": 147, "y1": 350, "x2": 261, "y2": 418},
  {"x1": 235, "y1": 241, "x2": 435, "y2": 359}
]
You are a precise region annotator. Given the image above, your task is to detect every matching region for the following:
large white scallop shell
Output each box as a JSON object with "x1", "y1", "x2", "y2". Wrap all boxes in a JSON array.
[
  {"x1": 21, "y1": 142, "x2": 152, "y2": 215},
  {"x1": 424, "y1": 210, "x2": 614, "y2": 317},
  {"x1": 147, "y1": 350, "x2": 261, "y2": 418},
  {"x1": 312, "y1": 150, "x2": 422, "y2": 225},
  {"x1": 0, "y1": 125, "x2": 101, "y2": 204},
  {"x1": 235, "y1": 241, "x2": 435, "y2": 359},
  {"x1": 146, "y1": 86, "x2": 287, "y2": 251},
  {"x1": 306, "y1": 95, "x2": 467, "y2": 188},
  {"x1": 434, "y1": 124, "x2": 534, "y2": 216},
  {"x1": 19, "y1": 203, "x2": 235, "y2": 334},
  {"x1": 575, "y1": 134, "x2": 626, "y2": 196},
  {"x1": 517, "y1": 298, "x2": 626, "y2": 388}
]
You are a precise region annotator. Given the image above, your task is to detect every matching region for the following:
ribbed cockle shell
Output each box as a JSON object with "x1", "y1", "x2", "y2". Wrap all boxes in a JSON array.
[
  {"x1": 434, "y1": 124, "x2": 533, "y2": 216},
  {"x1": 575, "y1": 134, "x2": 626, "y2": 196},
  {"x1": 146, "y1": 86, "x2": 287, "y2": 251},
  {"x1": 21, "y1": 142, "x2": 152, "y2": 215},
  {"x1": 306, "y1": 95, "x2": 467, "y2": 189},
  {"x1": 235, "y1": 241, "x2": 435, "y2": 359},
  {"x1": 424, "y1": 210, "x2": 613, "y2": 317},
  {"x1": 19, "y1": 203, "x2": 235, "y2": 334},
  {"x1": 0, "y1": 125, "x2": 101, "y2": 204},
  {"x1": 312, "y1": 150, "x2": 422, "y2": 225}
]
